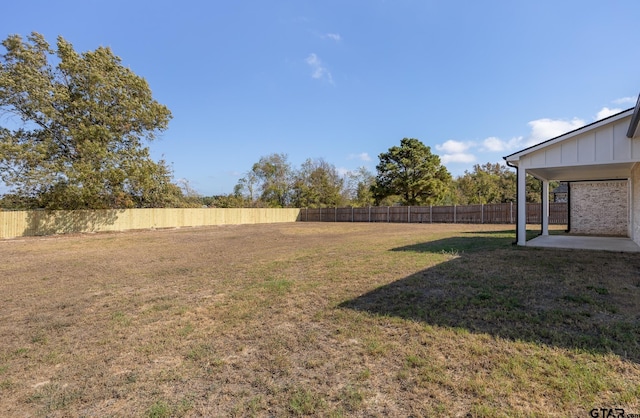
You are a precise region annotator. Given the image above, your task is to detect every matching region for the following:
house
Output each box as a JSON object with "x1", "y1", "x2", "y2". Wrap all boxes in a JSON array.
[
  {"x1": 551, "y1": 182, "x2": 568, "y2": 203},
  {"x1": 503, "y1": 94, "x2": 640, "y2": 251}
]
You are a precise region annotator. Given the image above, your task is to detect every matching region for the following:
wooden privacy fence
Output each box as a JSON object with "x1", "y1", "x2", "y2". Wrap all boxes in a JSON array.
[
  {"x1": 0, "y1": 208, "x2": 302, "y2": 239},
  {"x1": 1, "y1": 203, "x2": 567, "y2": 239},
  {"x1": 301, "y1": 202, "x2": 568, "y2": 225}
]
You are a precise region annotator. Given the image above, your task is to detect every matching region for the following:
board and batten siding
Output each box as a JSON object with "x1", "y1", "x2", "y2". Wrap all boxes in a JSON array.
[
  {"x1": 570, "y1": 180, "x2": 629, "y2": 236},
  {"x1": 519, "y1": 119, "x2": 637, "y2": 171}
]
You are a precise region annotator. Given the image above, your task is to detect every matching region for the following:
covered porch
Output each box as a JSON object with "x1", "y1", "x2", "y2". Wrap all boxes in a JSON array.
[{"x1": 504, "y1": 97, "x2": 640, "y2": 250}]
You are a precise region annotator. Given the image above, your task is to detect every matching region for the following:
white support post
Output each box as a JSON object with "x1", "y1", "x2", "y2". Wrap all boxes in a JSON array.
[
  {"x1": 542, "y1": 180, "x2": 549, "y2": 236},
  {"x1": 517, "y1": 165, "x2": 527, "y2": 245}
]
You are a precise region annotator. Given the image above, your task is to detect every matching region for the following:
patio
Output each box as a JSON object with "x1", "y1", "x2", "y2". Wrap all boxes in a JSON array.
[{"x1": 527, "y1": 234, "x2": 640, "y2": 252}]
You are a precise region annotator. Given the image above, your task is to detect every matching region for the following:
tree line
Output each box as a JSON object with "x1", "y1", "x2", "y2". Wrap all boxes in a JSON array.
[
  {"x1": 0, "y1": 33, "x2": 550, "y2": 211},
  {"x1": 208, "y1": 138, "x2": 551, "y2": 209}
]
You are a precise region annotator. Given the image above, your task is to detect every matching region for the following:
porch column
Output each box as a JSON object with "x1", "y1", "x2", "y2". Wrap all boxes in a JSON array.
[
  {"x1": 542, "y1": 180, "x2": 549, "y2": 236},
  {"x1": 517, "y1": 164, "x2": 527, "y2": 246}
]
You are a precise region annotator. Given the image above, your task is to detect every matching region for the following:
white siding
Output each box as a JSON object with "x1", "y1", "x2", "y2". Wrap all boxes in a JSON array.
[
  {"x1": 561, "y1": 140, "x2": 578, "y2": 164},
  {"x1": 577, "y1": 134, "x2": 595, "y2": 162},
  {"x1": 614, "y1": 122, "x2": 631, "y2": 161},
  {"x1": 519, "y1": 117, "x2": 635, "y2": 170},
  {"x1": 595, "y1": 126, "x2": 614, "y2": 162}
]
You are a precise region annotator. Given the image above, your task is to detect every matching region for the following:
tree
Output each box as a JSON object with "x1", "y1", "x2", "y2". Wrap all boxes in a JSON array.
[
  {"x1": 344, "y1": 166, "x2": 375, "y2": 207},
  {"x1": 233, "y1": 170, "x2": 260, "y2": 206},
  {"x1": 525, "y1": 175, "x2": 559, "y2": 203},
  {"x1": 372, "y1": 138, "x2": 451, "y2": 205},
  {"x1": 210, "y1": 188, "x2": 248, "y2": 208},
  {"x1": 0, "y1": 32, "x2": 177, "y2": 209},
  {"x1": 454, "y1": 163, "x2": 559, "y2": 205},
  {"x1": 291, "y1": 158, "x2": 346, "y2": 208},
  {"x1": 247, "y1": 153, "x2": 292, "y2": 207},
  {"x1": 455, "y1": 163, "x2": 516, "y2": 204}
]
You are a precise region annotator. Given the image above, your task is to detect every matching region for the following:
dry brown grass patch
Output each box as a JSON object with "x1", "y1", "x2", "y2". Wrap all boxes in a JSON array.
[{"x1": 0, "y1": 223, "x2": 639, "y2": 416}]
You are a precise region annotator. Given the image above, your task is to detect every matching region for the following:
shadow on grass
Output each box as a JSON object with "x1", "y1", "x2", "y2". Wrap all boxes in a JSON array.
[
  {"x1": 341, "y1": 235, "x2": 640, "y2": 362},
  {"x1": 393, "y1": 232, "x2": 516, "y2": 253}
]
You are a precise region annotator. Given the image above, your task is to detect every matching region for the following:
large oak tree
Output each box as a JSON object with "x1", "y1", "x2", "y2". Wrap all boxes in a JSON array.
[
  {"x1": 372, "y1": 138, "x2": 451, "y2": 205},
  {"x1": 0, "y1": 32, "x2": 182, "y2": 209}
]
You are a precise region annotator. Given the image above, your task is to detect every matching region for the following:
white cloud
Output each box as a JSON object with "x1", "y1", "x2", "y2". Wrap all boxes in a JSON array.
[
  {"x1": 612, "y1": 96, "x2": 637, "y2": 105},
  {"x1": 595, "y1": 107, "x2": 622, "y2": 121},
  {"x1": 347, "y1": 152, "x2": 371, "y2": 162},
  {"x1": 436, "y1": 139, "x2": 472, "y2": 154},
  {"x1": 305, "y1": 53, "x2": 333, "y2": 84},
  {"x1": 440, "y1": 153, "x2": 476, "y2": 164},
  {"x1": 324, "y1": 33, "x2": 341, "y2": 41},
  {"x1": 435, "y1": 140, "x2": 475, "y2": 164},
  {"x1": 479, "y1": 112, "x2": 602, "y2": 154},
  {"x1": 525, "y1": 117, "x2": 585, "y2": 146},
  {"x1": 482, "y1": 137, "x2": 506, "y2": 152},
  {"x1": 482, "y1": 136, "x2": 523, "y2": 152}
]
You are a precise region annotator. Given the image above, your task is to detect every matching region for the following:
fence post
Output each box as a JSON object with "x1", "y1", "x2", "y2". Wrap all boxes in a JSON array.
[
  {"x1": 387, "y1": 206, "x2": 390, "y2": 223},
  {"x1": 454, "y1": 205, "x2": 457, "y2": 223},
  {"x1": 320, "y1": 207, "x2": 322, "y2": 222},
  {"x1": 481, "y1": 204, "x2": 484, "y2": 224},
  {"x1": 408, "y1": 206, "x2": 410, "y2": 223},
  {"x1": 510, "y1": 202, "x2": 513, "y2": 224},
  {"x1": 335, "y1": 207, "x2": 337, "y2": 222},
  {"x1": 430, "y1": 205, "x2": 432, "y2": 223},
  {"x1": 351, "y1": 206, "x2": 354, "y2": 222},
  {"x1": 368, "y1": 206, "x2": 371, "y2": 223}
]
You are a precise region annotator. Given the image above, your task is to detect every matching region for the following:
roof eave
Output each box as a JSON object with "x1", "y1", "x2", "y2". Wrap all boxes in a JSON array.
[{"x1": 626, "y1": 93, "x2": 640, "y2": 138}]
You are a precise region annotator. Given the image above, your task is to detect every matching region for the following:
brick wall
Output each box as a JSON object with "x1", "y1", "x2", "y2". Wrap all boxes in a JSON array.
[{"x1": 570, "y1": 180, "x2": 628, "y2": 236}]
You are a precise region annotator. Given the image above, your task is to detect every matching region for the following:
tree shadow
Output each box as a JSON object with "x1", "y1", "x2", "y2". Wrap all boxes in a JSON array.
[
  {"x1": 24, "y1": 209, "x2": 123, "y2": 236},
  {"x1": 341, "y1": 236, "x2": 640, "y2": 362},
  {"x1": 392, "y1": 232, "x2": 516, "y2": 253}
]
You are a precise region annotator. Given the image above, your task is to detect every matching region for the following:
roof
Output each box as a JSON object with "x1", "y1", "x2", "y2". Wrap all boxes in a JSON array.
[{"x1": 552, "y1": 182, "x2": 568, "y2": 194}]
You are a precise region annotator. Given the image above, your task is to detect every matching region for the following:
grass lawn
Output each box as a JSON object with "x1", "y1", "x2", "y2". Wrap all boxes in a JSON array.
[{"x1": 0, "y1": 222, "x2": 639, "y2": 417}]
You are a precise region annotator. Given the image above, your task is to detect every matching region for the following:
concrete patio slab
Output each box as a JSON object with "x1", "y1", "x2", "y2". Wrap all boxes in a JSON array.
[{"x1": 527, "y1": 235, "x2": 640, "y2": 252}]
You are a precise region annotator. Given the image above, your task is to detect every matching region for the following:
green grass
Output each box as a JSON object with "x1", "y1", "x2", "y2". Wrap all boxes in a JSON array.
[{"x1": 289, "y1": 387, "x2": 326, "y2": 415}]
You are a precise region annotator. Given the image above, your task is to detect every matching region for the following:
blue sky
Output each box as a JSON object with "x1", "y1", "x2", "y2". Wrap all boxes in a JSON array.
[{"x1": 3, "y1": 0, "x2": 639, "y2": 195}]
